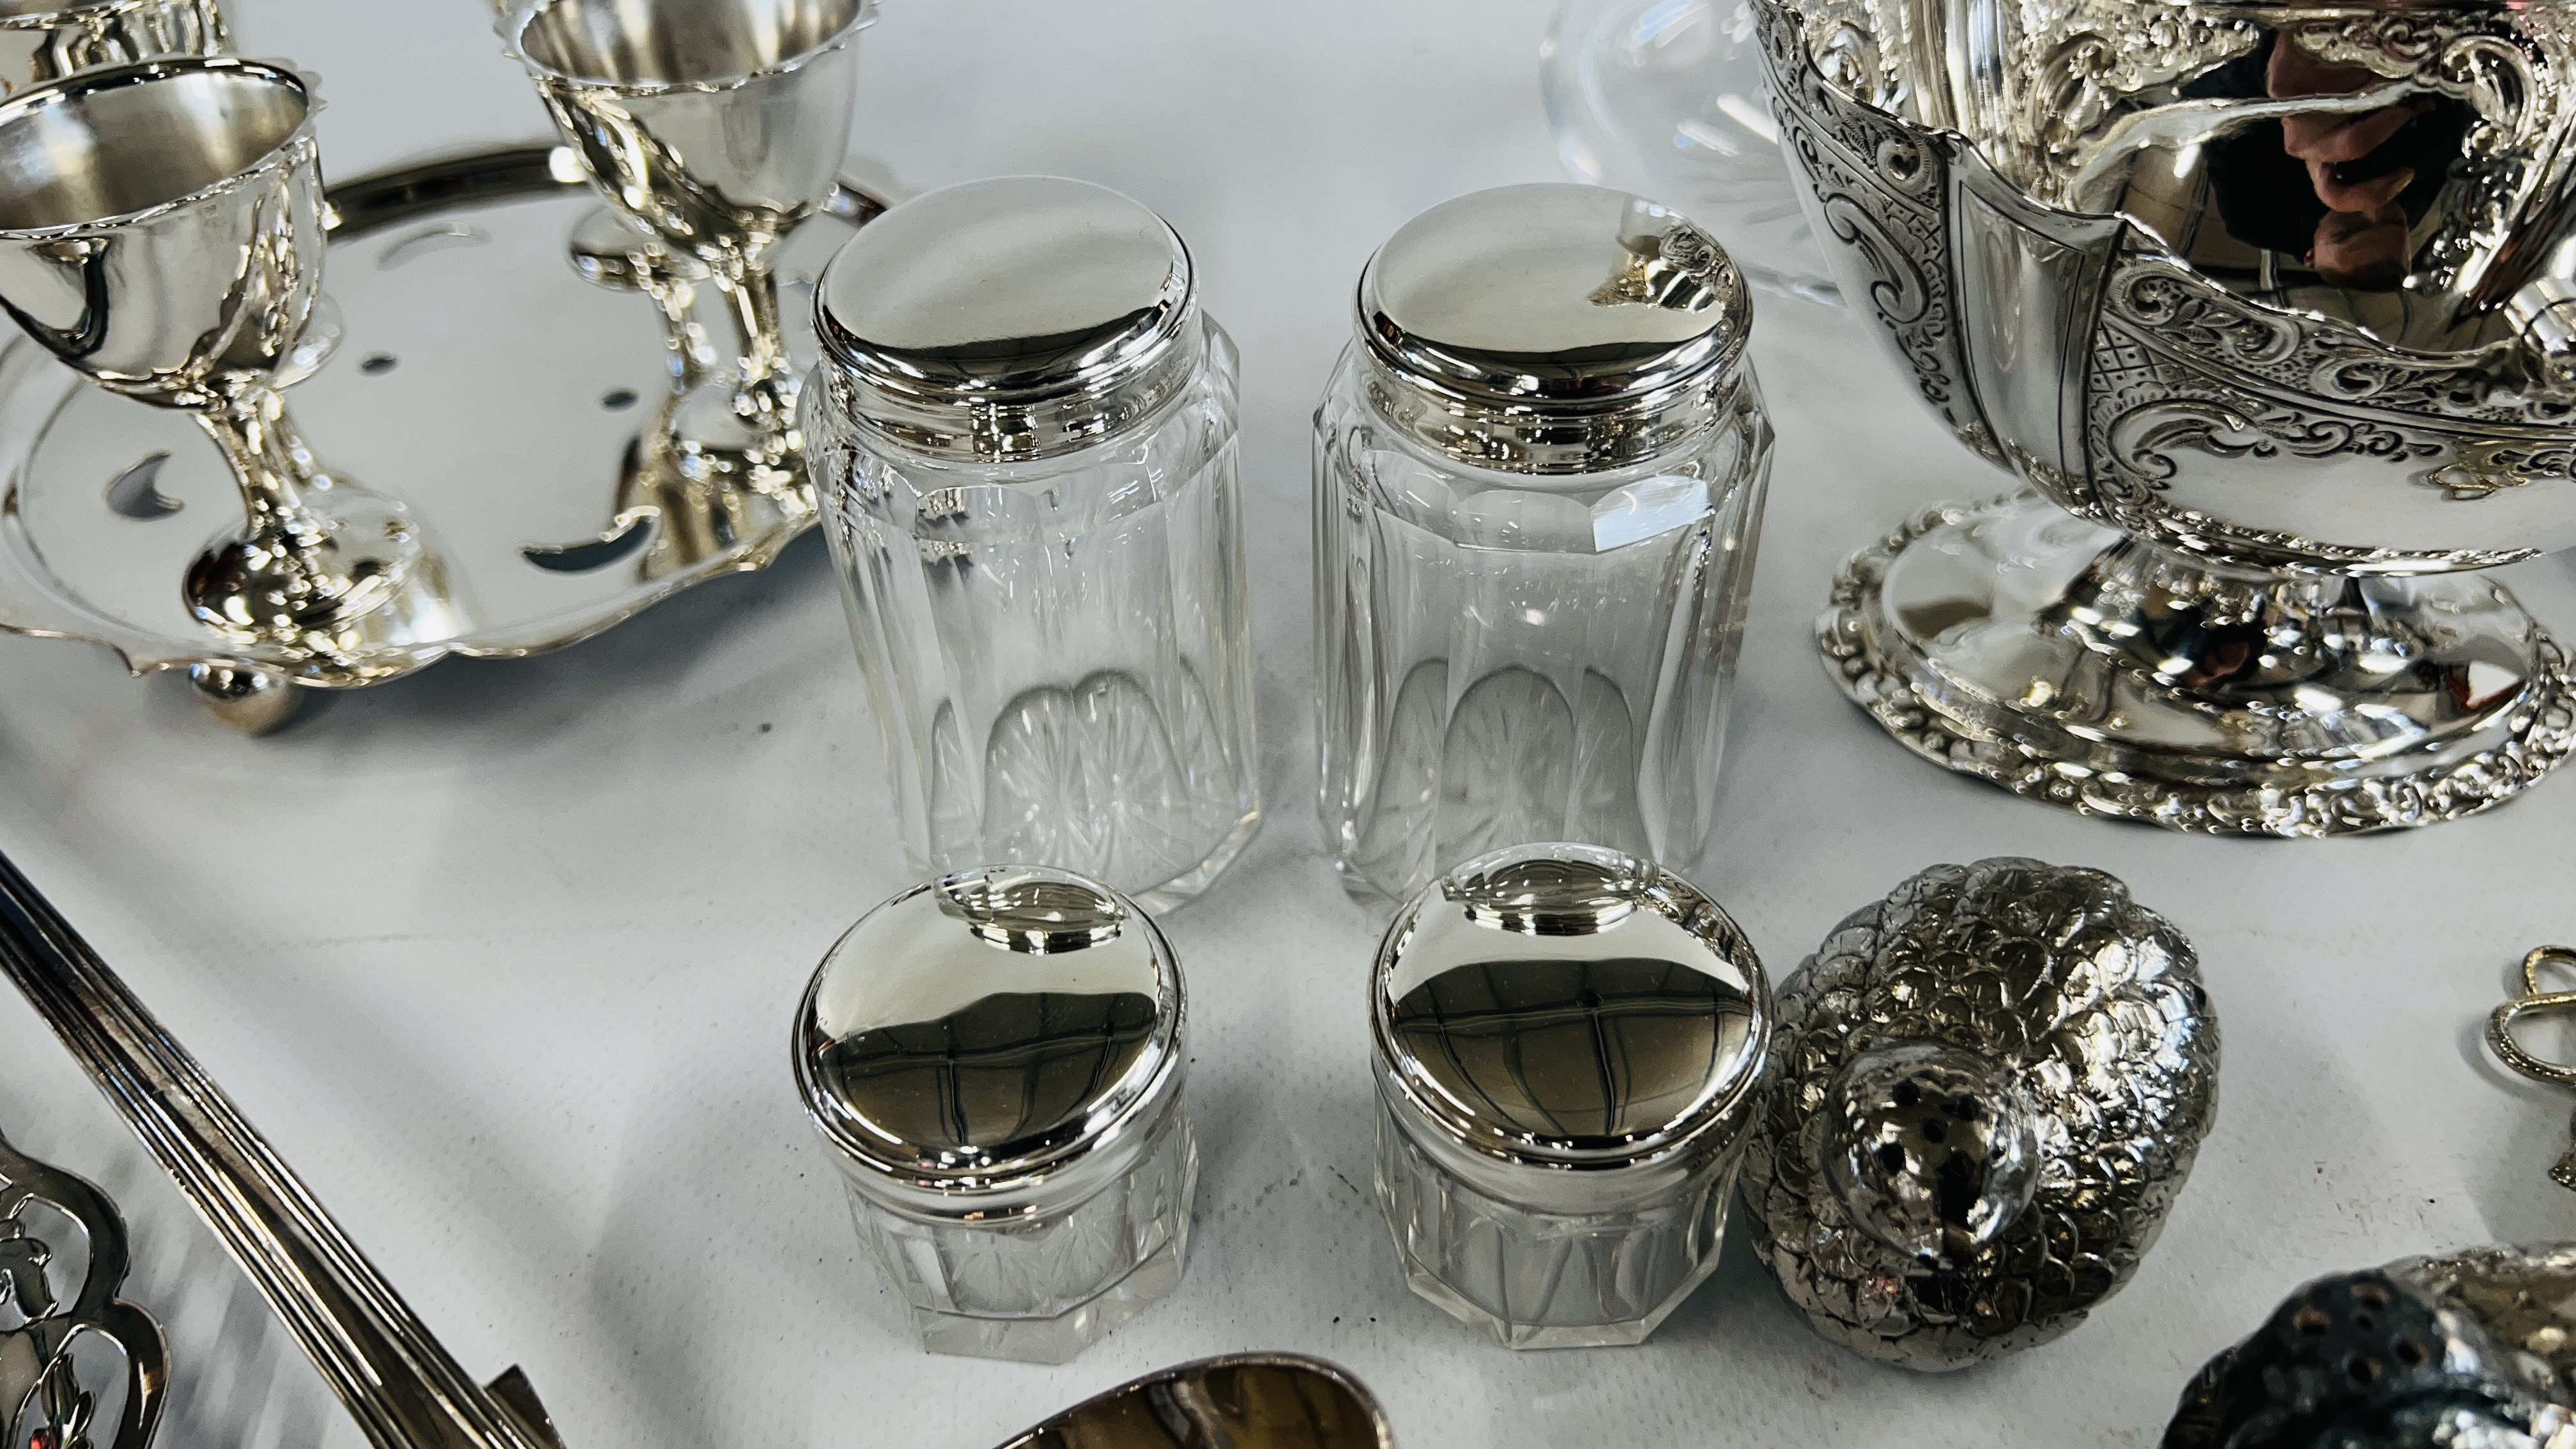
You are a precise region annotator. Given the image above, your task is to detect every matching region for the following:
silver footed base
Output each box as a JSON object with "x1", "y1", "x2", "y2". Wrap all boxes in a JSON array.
[{"x1": 1819, "y1": 492, "x2": 2576, "y2": 837}]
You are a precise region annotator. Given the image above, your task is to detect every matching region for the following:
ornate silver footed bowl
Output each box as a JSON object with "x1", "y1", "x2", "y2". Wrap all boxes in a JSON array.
[
  {"x1": 0, "y1": 59, "x2": 451, "y2": 694},
  {"x1": 1756, "y1": 0, "x2": 2576, "y2": 835}
]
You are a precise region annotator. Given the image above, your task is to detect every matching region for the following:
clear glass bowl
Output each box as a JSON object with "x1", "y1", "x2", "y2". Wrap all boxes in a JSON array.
[{"x1": 1542, "y1": 0, "x2": 1840, "y2": 305}]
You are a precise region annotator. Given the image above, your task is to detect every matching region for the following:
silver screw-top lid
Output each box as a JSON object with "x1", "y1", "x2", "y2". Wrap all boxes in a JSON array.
[
  {"x1": 1355, "y1": 182, "x2": 1751, "y2": 475},
  {"x1": 794, "y1": 866, "x2": 1184, "y2": 1208},
  {"x1": 813, "y1": 175, "x2": 1202, "y2": 463},
  {"x1": 1370, "y1": 843, "x2": 1769, "y2": 1174}
]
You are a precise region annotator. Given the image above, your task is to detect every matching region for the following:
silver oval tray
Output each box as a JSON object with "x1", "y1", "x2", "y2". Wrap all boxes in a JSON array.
[{"x1": 0, "y1": 143, "x2": 884, "y2": 726}]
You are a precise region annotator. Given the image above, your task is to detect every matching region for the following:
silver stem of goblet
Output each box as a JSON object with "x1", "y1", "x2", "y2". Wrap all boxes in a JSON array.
[
  {"x1": 565, "y1": 204, "x2": 713, "y2": 390},
  {"x1": 715, "y1": 264, "x2": 795, "y2": 427},
  {"x1": 193, "y1": 383, "x2": 317, "y2": 526},
  {"x1": 0, "y1": 58, "x2": 426, "y2": 657}
]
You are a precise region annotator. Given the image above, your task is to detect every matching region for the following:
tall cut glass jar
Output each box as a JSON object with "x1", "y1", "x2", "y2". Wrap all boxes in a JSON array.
[
  {"x1": 807, "y1": 177, "x2": 1259, "y2": 912},
  {"x1": 1315, "y1": 183, "x2": 1772, "y2": 906}
]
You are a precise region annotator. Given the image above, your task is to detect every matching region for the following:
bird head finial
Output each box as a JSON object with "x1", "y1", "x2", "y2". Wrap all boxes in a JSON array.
[{"x1": 1823, "y1": 1039, "x2": 2041, "y2": 1271}]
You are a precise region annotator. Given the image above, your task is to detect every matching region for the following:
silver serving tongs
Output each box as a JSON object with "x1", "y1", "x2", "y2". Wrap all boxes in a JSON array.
[{"x1": 0, "y1": 848, "x2": 565, "y2": 1449}]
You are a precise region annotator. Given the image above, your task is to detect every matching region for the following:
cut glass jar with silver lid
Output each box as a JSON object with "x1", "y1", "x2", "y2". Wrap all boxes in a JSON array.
[
  {"x1": 806, "y1": 176, "x2": 1258, "y2": 912},
  {"x1": 792, "y1": 864, "x2": 1196, "y2": 1363},
  {"x1": 1370, "y1": 841, "x2": 1771, "y2": 1349},
  {"x1": 1315, "y1": 182, "x2": 1773, "y2": 907}
]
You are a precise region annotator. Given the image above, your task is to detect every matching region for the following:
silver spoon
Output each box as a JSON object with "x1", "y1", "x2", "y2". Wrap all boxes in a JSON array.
[{"x1": 995, "y1": 1354, "x2": 1395, "y2": 1449}]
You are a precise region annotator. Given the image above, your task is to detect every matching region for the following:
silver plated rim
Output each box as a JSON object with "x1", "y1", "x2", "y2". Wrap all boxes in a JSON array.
[
  {"x1": 498, "y1": 0, "x2": 879, "y2": 96},
  {"x1": 0, "y1": 56, "x2": 314, "y2": 241}
]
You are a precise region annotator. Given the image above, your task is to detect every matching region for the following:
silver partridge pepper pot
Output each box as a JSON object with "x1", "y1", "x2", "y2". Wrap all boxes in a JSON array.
[
  {"x1": 2166, "y1": 1245, "x2": 2576, "y2": 1449},
  {"x1": 1743, "y1": 857, "x2": 2220, "y2": 1370}
]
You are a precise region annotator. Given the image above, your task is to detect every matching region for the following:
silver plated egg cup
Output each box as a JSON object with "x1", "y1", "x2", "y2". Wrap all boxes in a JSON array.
[
  {"x1": 0, "y1": 58, "x2": 448, "y2": 689},
  {"x1": 0, "y1": 0, "x2": 224, "y2": 96},
  {"x1": 503, "y1": 0, "x2": 873, "y2": 504},
  {"x1": 1756, "y1": 0, "x2": 2576, "y2": 836}
]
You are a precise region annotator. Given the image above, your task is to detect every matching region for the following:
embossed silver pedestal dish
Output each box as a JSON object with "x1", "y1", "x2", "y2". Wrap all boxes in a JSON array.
[
  {"x1": 1757, "y1": 0, "x2": 2576, "y2": 834},
  {"x1": 1743, "y1": 857, "x2": 2220, "y2": 1369},
  {"x1": 1370, "y1": 843, "x2": 1770, "y2": 1349},
  {"x1": 0, "y1": 143, "x2": 880, "y2": 730},
  {"x1": 2166, "y1": 1244, "x2": 2576, "y2": 1448},
  {"x1": 795, "y1": 865, "x2": 1198, "y2": 1364}
]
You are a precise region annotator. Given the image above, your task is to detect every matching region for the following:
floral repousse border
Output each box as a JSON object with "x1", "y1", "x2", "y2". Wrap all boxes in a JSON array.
[
  {"x1": 1814, "y1": 497, "x2": 2576, "y2": 837},
  {"x1": 1758, "y1": 0, "x2": 2004, "y2": 466},
  {"x1": 2082, "y1": 253, "x2": 2575, "y2": 572}
]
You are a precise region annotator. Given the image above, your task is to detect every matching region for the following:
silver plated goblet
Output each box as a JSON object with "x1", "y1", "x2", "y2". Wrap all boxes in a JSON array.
[
  {"x1": 1757, "y1": 0, "x2": 2576, "y2": 835},
  {"x1": 0, "y1": 0, "x2": 225, "y2": 95},
  {"x1": 0, "y1": 57, "x2": 439, "y2": 675},
  {"x1": 503, "y1": 0, "x2": 873, "y2": 499}
]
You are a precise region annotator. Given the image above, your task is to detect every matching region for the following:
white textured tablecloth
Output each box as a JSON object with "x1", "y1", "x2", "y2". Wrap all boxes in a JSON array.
[{"x1": 4, "y1": 2, "x2": 2575, "y2": 1444}]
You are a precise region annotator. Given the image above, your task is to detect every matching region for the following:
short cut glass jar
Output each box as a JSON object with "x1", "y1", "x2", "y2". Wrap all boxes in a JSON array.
[
  {"x1": 793, "y1": 865, "x2": 1197, "y2": 1363},
  {"x1": 806, "y1": 176, "x2": 1259, "y2": 912},
  {"x1": 1372, "y1": 842, "x2": 1770, "y2": 1349},
  {"x1": 1314, "y1": 183, "x2": 1773, "y2": 905}
]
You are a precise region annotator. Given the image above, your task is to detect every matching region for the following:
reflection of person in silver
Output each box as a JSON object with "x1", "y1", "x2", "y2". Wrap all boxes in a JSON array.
[
  {"x1": 2196, "y1": 33, "x2": 2470, "y2": 293},
  {"x1": 2269, "y1": 37, "x2": 2432, "y2": 289}
]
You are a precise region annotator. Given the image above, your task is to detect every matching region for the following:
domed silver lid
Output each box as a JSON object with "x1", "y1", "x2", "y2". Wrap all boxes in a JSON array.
[
  {"x1": 1356, "y1": 183, "x2": 1752, "y2": 474},
  {"x1": 813, "y1": 175, "x2": 1202, "y2": 463},
  {"x1": 793, "y1": 866, "x2": 1184, "y2": 1202},
  {"x1": 1370, "y1": 843, "x2": 1769, "y2": 1171}
]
